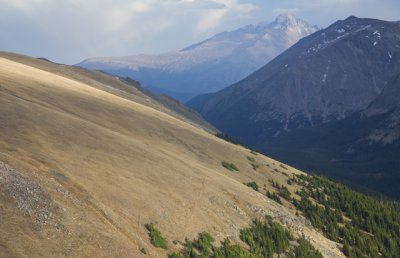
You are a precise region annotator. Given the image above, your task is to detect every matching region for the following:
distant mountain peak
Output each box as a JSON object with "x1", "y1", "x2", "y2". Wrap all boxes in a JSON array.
[
  {"x1": 256, "y1": 13, "x2": 313, "y2": 30},
  {"x1": 274, "y1": 13, "x2": 298, "y2": 25},
  {"x1": 345, "y1": 15, "x2": 359, "y2": 21},
  {"x1": 78, "y1": 14, "x2": 318, "y2": 100}
]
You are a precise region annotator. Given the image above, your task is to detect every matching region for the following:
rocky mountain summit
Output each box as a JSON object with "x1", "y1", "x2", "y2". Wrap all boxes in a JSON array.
[{"x1": 78, "y1": 14, "x2": 318, "y2": 102}]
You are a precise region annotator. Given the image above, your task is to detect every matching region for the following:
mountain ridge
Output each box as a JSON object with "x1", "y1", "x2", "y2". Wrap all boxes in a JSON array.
[
  {"x1": 77, "y1": 14, "x2": 318, "y2": 102},
  {"x1": 188, "y1": 16, "x2": 400, "y2": 198}
]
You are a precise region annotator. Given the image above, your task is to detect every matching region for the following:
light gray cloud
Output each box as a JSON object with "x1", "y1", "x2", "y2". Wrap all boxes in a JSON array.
[
  {"x1": 272, "y1": 7, "x2": 300, "y2": 15},
  {"x1": 194, "y1": 0, "x2": 257, "y2": 36}
]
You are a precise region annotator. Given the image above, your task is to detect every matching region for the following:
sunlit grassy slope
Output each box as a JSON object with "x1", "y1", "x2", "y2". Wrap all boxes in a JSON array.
[{"x1": 0, "y1": 53, "x2": 343, "y2": 257}]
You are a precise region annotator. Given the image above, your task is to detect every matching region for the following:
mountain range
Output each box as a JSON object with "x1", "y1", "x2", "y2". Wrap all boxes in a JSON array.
[
  {"x1": 188, "y1": 16, "x2": 400, "y2": 198},
  {"x1": 77, "y1": 14, "x2": 318, "y2": 102}
]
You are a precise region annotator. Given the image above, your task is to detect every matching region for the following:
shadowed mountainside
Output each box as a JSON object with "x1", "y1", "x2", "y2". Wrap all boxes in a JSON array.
[{"x1": 188, "y1": 16, "x2": 400, "y2": 198}]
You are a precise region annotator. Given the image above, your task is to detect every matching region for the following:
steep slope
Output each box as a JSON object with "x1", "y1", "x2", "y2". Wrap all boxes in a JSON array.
[
  {"x1": 189, "y1": 16, "x2": 400, "y2": 198},
  {"x1": 78, "y1": 14, "x2": 317, "y2": 102},
  {"x1": 268, "y1": 72, "x2": 400, "y2": 198},
  {"x1": 0, "y1": 52, "x2": 217, "y2": 134},
  {"x1": 0, "y1": 53, "x2": 342, "y2": 257}
]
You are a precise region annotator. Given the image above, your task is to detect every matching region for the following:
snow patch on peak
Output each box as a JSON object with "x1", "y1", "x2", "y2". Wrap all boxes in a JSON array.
[
  {"x1": 269, "y1": 13, "x2": 316, "y2": 32},
  {"x1": 373, "y1": 30, "x2": 381, "y2": 38}
]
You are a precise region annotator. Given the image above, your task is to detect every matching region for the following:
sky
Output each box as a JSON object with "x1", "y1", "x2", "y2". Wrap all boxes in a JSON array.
[{"x1": 0, "y1": 0, "x2": 399, "y2": 64}]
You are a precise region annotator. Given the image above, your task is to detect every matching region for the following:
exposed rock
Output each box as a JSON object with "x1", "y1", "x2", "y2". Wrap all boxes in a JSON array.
[{"x1": 0, "y1": 161, "x2": 58, "y2": 225}]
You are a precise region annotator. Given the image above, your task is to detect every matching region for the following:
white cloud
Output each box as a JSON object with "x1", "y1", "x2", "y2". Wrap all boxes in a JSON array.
[
  {"x1": 3, "y1": 0, "x2": 48, "y2": 10},
  {"x1": 130, "y1": 1, "x2": 152, "y2": 13},
  {"x1": 313, "y1": 0, "x2": 359, "y2": 6},
  {"x1": 272, "y1": 8, "x2": 300, "y2": 15},
  {"x1": 194, "y1": 0, "x2": 257, "y2": 36},
  {"x1": 196, "y1": 8, "x2": 228, "y2": 36},
  {"x1": 103, "y1": 1, "x2": 153, "y2": 31}
]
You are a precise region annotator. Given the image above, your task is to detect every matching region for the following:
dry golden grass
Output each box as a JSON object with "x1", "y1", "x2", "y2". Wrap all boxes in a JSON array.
[{"x1": 0, "y1": 54, "x2": 343, "y2": 257}]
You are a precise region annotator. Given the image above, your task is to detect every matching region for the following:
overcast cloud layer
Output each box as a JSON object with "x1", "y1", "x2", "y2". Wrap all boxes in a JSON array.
[{"x1": 0, "y1": 0, "x2": 399, "y2": 64}]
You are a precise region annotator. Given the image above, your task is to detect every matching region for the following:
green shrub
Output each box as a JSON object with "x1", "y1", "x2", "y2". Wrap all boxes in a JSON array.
[
  {"x1": 245, "y1": 182, "x2": 259, "y2": 191},
  {"x1": 289, "y1": 235, "x2": 323, "y2": 258},
  {"x1": 222, "y1": 161, "x2": 239, "y2": 171},
  {"x1": 215, "y1": 133, "x2": 242, "y2": 146},
  {"x1": 270, "y1": 180, "x2": 291, "y2": 200},
  {"x1": 213, "y1": 239, "x2": 256, "y2": 258},
  {"x1": 247, "y1": 156, "x2": 255, "y2": 162},
  {"x1": 173, "y1": 232, "x2": 257, "y2": 258},
  {"x1": 171, "y1": 217, "x2": 321, "y2": 258},
  {"x1": 168, "y1": 253, "x2": 185, "y2": 258},
  {"x1": 278, "y1": 186, "x2": 291, "y2": 200},
  {"x1": 342, "y1": 242, "x2": 351, "y2": 257},
  {"x1": 168, "y1": 253, "x2": 184, "y2": 258},
  {"x1": 140, "y1": 247, "x2": 147, "y2": 255},
  {"x1": 193, "y1": 232, "x2": 214, "y2": 256},
  {"x1": 240, "y1": 216, "x2": 293, "y2": 257},
  {"x1": 145, "y1": 223, "x2": 168, "y2": 250},
  {"x1": 279, "y1": 164, "x2": 288, "y2": 170},
  {"x1": 266, "y1": 191, "x2": 282, "y2": 204}
]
